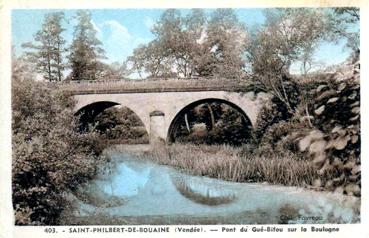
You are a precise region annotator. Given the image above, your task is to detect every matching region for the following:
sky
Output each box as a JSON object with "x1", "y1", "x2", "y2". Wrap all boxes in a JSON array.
[{"x1": 12, "y1": 8, "x2": 353, "y2": 75}]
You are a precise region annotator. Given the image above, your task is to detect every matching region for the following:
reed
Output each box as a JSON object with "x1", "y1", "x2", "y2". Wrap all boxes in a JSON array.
[{"x1": 142, "y1": 143, "x2": 319, "y2": 187}]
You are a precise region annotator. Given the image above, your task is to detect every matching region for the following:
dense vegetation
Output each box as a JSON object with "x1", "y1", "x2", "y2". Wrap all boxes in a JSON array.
[
  {"x1": 22, "y1": 10, "x2": 124, "y2": 82},
  {"x1": 12, "y1": 7, "x2": 360, "y2": 225},
  {"x1": 93, "y1": 106, "x2": 149, "y2": 144},
  {"x1": 253, "y1": 62, "x2": 360, "y2": 195},
  {"x1": 21, "y1": 8, "x2": 359, "y2": 82},
  {"x1": 12, "y1": 60, "x2": 106, "y2": 225},
  {"x1": 138, "y1": 143, "x2": 318, "y2": 186},
  {"x1": 171, "y1": 102, "x2": 252, "y2": 145},
  {"x1": 140, "y1": 61, "x2": 360, "y2": 196}
]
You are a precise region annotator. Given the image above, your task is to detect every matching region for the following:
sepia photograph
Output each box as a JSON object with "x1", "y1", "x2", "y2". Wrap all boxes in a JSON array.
[{"x1": 5, "y1": 2, "x2": 362, "y2": 230}]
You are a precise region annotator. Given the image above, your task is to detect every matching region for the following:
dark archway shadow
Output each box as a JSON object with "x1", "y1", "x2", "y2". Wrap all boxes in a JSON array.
[
  {"x1": 76, "y1": 101, "x2": 120, "y2": 132},
  {"x1": 167, "y1": 98, "x2": 253, "y2": 145},
  {"x1": 76, "y1": 101, "x2": 149, "y2": 144}
]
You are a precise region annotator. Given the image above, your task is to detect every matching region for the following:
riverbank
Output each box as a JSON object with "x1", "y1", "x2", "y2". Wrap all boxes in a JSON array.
[
  {"x1": 106, "y1": 143, "x2": 327, "y2": 188},
  {"x1": 61, "y1": 148, "x2": 360, "y2": 225}
]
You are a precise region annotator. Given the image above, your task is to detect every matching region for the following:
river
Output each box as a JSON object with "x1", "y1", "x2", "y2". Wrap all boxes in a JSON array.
[{"x1": 61, "y1": 147, "x2": 360, "y2": 225}]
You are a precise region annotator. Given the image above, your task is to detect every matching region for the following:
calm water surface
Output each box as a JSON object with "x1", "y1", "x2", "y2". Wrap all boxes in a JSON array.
[{"x1": 64, "y1": 150, "x2": 360, "y2": 224}]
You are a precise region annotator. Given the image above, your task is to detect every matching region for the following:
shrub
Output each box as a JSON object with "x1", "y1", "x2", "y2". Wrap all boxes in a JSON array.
[
  {"x1": 297, "y1": 74, "x2": 360, "y2": 196},
  {"x1": 93, "y1": 107, "x2": 149, "y2": 144},
  {"x1": 254, "y1": 78, "x2": 301, "y2": 143},
  {"x1": 253, "y1": 62, "x2": 360, "y2": 196},
  {"x1": 174, "y1": 103, "x2": 252, "y2": 145},
  {"x1": 254, "y1": 102, "x2": 283, "y2": 141},
  {"x1": 12, "y1": 73, "x2": 105, "y2": 224}
]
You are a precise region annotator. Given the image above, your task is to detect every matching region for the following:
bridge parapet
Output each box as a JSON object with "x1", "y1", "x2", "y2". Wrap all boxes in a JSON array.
[
  {"x1": 58, "y1": 78, "x2": 248, "y2": 94},
  {"x1": 70, "y1": 77, "x2": 271, "y2": 145}
]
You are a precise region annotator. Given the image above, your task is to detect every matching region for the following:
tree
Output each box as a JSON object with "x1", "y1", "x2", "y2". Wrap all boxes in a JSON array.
[
  {"x1": 12, "y1": 55, "x2": 104, "y2": 225},
  {"x1": 248, "y1": 9, "x2": 330, "y2": 114},
  {"x1": 127, "y1": 44, "x2": 148, "y2": 78},
  {"x1": 202, "y1": 9, "x2": 249, "y2": 78},
  {"x1": 96, "y1": 61, "x2": 129, "y2": 80},
  {"x1": 183, "y1": 9, "x2": 208, "y2": 76},
  {"x1": 150, "y1": 9, "x2": 193, "y2": 77},
  {"x1": 22, "y1": 12, "x2": 66, "y2": 82},
  {"x1": 328, "y1": 7, "x2": 360, "y2": 62},
  {"x1": 252, "y1": 9, "x2": 330, "y2": 75},
  {"x1": 68, "y1": 10, "x2": 106, "y2": 81},
  {"x1": 127, "y1": 41, "x2": 175, "y2": 78},
  {"x1": 127, "y1": 9, "x2": 249, "y2": 79},
  {"x1": 128, "y1": 9, "x2": 194, "y2": 78}
]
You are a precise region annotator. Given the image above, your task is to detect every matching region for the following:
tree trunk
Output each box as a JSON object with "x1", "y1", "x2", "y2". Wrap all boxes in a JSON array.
[
  {"x1": 184, "y1": 113, "x2": 191, "y2": 133},
  {"x1": 47, "y1": 50, "x2": 52, "y2": 82},
  {"x1": 57, "y1": 40, "x2": 62, "y2": 81},
  {"x1": 207, "y1": 103, "x2": 215, "y2": 131}
]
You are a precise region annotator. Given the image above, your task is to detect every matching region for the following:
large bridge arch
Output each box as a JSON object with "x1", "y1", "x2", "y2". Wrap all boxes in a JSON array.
[
  {"x1": 163, "y1": 91, "x2": 267, "y2": 133},
  {"x1": 166, "y1": 98, "x2": 253, "y2": 143}
]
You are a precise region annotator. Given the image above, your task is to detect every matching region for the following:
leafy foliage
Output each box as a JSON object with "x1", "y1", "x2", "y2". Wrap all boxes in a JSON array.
[
  {"x1": 173, "y1": 102, "x2": 252, "y2": 145},
  {"x1": 22, "y1": 12, "x2": 66, "y2": 81},
  {"x1": 248, "y1": 9, "x2": 330, "y2": 113},
  {"x1": 327, "y1": 7, "x2": 360, "y2": 61},
  {"x1": 93, "y1": 106, "x2": 149, "y2": 144},
  {"x1": 254, "y1": 62, "x2": 360, "y2": 196},
  {"x1": 297, "y1": 69, "x2": 360, "y2": 196},
  {"x1": 127, "y1": 9, "x2": 249, "y2": 79},
  {"x1": 68, "y1": 10, "x2": 106, "y2": 81},
  {"x1": 12, "y1": 64, "x2": 105, "y2": 224}
]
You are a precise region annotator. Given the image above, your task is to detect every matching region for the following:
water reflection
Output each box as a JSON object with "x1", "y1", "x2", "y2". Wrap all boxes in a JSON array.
[
  {"x1": 98, "y1": 163, "x2": 150, "y2": 197},
  {"x1": 68, "y1": 152, "x2": 360, "y2": 224},
  {"x1": 171, "y1": 175, "x2": 236, "y2": 206}
]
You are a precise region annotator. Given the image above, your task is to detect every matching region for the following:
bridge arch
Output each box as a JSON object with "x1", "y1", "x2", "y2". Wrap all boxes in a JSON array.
[
  {"x1": 167, "y1": 98, "x2": 253, "y2": 143},
  {"x1": 72, "y1": 90, "x2": 270, "y2": 144},
  {"x1": 75, "y1": 101, "x2": 149, "y2": 135}
]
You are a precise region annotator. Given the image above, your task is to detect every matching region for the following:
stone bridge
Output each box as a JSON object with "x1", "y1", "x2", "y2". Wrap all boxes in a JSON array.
[{"x1": 63, "y1": 79, "x2": 271, "y2": 144}]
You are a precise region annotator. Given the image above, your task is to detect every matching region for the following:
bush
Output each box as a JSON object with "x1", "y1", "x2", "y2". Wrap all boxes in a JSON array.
[
  {"x1": 252, "y1": 62, "x2": 360, "y2": 196},
  {"x1": 174, "y1": 103, "x2": 252, "y2": 145},
  {"x1": 254, "y1": 102, "x2": 283, "y2": 141},
  {"x1": 12, "y1": 73, "x2": 105, "y2": 224},
  {"x1": 297, "y1": 74, "x2": 360, "y2": 196},
  {"x1": 254, "y1": 77, "x2": 301, "y2": 143},
  {"x1": 93, "y1": 107, "x2": 149, "y2": 144}
]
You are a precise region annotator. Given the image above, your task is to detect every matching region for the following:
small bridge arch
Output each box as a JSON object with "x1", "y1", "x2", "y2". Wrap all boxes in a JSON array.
[{"x1": 75, "y1": 100, "x2": 150, "y2": 134}]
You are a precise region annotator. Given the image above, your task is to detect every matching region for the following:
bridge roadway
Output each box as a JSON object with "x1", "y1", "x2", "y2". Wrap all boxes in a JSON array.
[{"x1": 62, "y1": 79, "x2": 271, "y2": 144}]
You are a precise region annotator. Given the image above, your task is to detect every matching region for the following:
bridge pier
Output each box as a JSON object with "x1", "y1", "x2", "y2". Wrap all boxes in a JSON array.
[
  {"x1": 149, "y1": 110, "x2": 166, "y2": 145},
  {"x1": 73, "y1": 89, "x2": 272, "y2": 146}
]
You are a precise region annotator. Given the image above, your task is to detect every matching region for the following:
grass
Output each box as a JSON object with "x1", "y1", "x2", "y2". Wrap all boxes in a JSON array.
[{"x1": 138, "y1": 143, "x2": 320, "y2": 187}]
